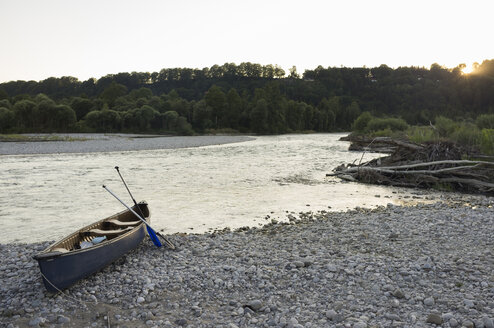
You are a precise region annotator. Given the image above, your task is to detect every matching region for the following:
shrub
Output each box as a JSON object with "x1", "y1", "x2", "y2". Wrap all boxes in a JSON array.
[
  {"x1": 450, "y1": 123, "x2": 481, "y2": 148},
  {"x1": 476, "y1": 114, "x2": 494, "y2": 129},
  {"x1": 352, "y1": 111, "x2": 373, "y2": 132},
  {"x1": 371, "y1": 128, "x2": 393, "y2": 137},
  {"x1": 366, "y1": 117, "x2": 408, "y2": 132},
  {"x1": 407, "y1": 125, "x2": 438, "y2": 143},
  {"x1": 434, "y1": 116, "x2": 457, "y2": 137},
  {"x1": 480, "y1": 129, "x2": 494, "y2": 155}
]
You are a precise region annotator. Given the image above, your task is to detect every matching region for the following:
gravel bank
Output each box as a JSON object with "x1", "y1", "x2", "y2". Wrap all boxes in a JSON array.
[
  {"x1": 0, "y1": 134, "x2": 254, "y2": 155},
  {"x1": 1, "y1": 196, "x2": 493, "y2": 328}
]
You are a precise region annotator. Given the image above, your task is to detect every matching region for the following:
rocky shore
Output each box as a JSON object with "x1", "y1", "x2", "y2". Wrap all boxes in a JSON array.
[{"x1": 1, "y1": 195, "x2": 493, "y2": 328}]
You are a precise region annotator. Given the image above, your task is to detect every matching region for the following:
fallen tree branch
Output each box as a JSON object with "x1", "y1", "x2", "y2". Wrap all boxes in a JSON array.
[{"x1": 340, "y1": 164, "x2": 482, "y2": 175}]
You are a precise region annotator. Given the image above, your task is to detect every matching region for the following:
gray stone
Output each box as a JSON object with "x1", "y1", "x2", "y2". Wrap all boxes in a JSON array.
[
  {"x1": 426, "y1": 313, "x2": 443, "y2": 325},
  {"x1": 393, "y1": 288, "x2": 405, "y2": 299},
  {"x1": 449, "y1": 318, "x2": 459, "y2": 327},
  {"x1": 247, "y1": 299, "x2": 263, "y2": 312},
  {"x1": 484, "y1": 317, "x2": 494, "y2": 328},
  {"x1": 423, "y1": 297, "x2": 435, "y2": 306},
  {"x1": 385, "y1": 313, "x2": 401, "y2": 321},
  {"x1": 474, "y1": 319, "x2": 485, "y2": 328},
  {"x1": 57, "y1": 315, "x2": 70, "y2": 324},
  {"x1": 325, "y1": 309, "x2": 337, "y2": 320}
]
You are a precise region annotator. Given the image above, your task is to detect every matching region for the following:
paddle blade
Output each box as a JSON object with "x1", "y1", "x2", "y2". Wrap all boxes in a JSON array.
[{"x1": 146, "y1": 226, "x2": 162, "y2": 247}]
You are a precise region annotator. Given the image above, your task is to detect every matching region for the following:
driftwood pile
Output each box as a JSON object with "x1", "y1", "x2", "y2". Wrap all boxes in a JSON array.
[{"x1": 329, "y1": 137, "x2": 494, "y2": 195}]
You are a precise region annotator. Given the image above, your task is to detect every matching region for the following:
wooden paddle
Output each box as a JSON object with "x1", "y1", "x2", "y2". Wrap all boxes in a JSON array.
[
  {"x1": 114, "y1": 166, "x2": 175, "y2": 249},
  {"x1": 103, "y1": 185, "x2": 162, "y2": 247}
]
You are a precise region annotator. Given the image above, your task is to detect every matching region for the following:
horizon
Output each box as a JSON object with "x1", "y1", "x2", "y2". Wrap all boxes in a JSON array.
[
  {"x1": 1, "y1": 0, "x2": 493, "y2": 83},
  {"x1": 0, "y1": 60, "x2": 490, "y2": 84}
]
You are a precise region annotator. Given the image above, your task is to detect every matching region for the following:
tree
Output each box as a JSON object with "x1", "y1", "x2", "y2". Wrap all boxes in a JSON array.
[
  {"x1": 250, "y1": 99, "x2": 268, "y2": 133},
  {"x1": 13, "y1": 99, "x2": 37, "y2": 130},
  {"x1": 52, "y1": 105, "x2": 76, "y2": 131},
  {"x1": 192, "y1": 100, "x2": 213, "y2": 131},
  {"x1": 163, "y1": 110, "x2": 179, "y2": 131},
  {"x1": 100, "y1": 82, "x2": 128, "y2": 107},
  {"x1": 84, "y1": 110, "x2": 122, "y2": 132},
  {"x1": 289, "y1": 66, "x2": 300, "y2": 79},
  {"x1": 71, "y1": 97, "x2": 95, "y2": 120},
  {"x1": 352, "y1": 111, "x2": 373, "y2": 132},
  {"x1": 0, "y1": 107, "x2": 14, "y2": 132},
  {"x1": 226, "y1": 88, "x2": 242, "y2": 129},
  {"x1": 205, "y1": 85, "x2": 227, "y2": 128}
]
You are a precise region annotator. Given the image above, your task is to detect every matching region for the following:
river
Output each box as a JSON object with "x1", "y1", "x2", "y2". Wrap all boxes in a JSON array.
[{"x1": 0, "y1": 133, "x2": 438, "y2": 243}]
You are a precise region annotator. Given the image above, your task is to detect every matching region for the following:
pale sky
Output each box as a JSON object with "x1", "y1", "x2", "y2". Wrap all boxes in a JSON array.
[{"x1": 0, "y1": 0, "x2": 492, "y2": 83}]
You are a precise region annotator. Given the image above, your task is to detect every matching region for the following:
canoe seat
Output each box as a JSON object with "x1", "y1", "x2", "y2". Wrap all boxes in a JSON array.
[
  {"x1": 86, "y1": 226, "x2": 133, "y2": 236},
  {"x1": 107, "y1": 219, "x2": 141, "y2": 227},
  {"x1": 52, "y1": 247, "x2": 70, "y2": 253}
]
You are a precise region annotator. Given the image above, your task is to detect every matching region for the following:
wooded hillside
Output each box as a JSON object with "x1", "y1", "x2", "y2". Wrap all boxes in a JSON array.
[{"x1": 0, "y1": 60, "x2": 493, "y2": 135}]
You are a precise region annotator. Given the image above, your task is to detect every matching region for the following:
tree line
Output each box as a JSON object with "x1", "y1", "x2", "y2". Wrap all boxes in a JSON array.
[{"x1": 0, "y1": 60, "x2": 493, "y2": 135}]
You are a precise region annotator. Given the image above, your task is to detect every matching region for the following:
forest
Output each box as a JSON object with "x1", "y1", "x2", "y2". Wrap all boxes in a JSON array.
[{"x1": 0, "y1": 60, "x2": 493, "y2": 136}]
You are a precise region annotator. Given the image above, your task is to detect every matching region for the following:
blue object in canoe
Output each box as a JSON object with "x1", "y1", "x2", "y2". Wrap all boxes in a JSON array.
[{"x1": 33, "y1": 202, "x2": 150, "y2": 292}]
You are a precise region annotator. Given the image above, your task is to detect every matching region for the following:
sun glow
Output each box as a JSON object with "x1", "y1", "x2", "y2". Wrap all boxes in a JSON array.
[{"x1": 461, "y1": 64, "x2": 475, "y2": 75}]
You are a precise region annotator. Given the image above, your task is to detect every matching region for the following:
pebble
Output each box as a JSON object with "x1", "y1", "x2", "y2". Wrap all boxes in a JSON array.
[
  {"x1": 426, "y1": 313, "x2": 443, "y2": 325},
  {"x1": 423, "y1": 297, "x2": 435, "y2": 306},
  {"x1": 0, "y1": 197, "x2": 492, "y2": 327}
]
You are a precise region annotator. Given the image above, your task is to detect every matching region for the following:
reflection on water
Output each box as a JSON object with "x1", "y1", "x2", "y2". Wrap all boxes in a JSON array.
[{"x1": 0, "y1": 133, "x2": 438, "y2": 243}]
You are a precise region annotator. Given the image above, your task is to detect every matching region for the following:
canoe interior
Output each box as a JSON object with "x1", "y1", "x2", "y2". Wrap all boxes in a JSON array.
[{"x1": 45, "y1": 202, "x2": 149, "y2": 253}]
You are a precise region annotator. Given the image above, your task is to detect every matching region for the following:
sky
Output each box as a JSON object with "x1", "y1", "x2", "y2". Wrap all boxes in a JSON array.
[{"x1": 0, "y1": 0, "x2": 493, "y2": 83}]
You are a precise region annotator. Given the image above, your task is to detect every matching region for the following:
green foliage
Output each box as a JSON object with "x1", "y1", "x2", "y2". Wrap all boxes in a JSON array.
[
  {"x1": 250, "y1": 99, "x2": 268, "y2": 134},
  {"x1": 13, "y1": 99, "x2": 37, "y2": 130},
  {"x1": 480, "y1": 129, "x2": 494, "y2": 155},
  {"x1": 3, "y1": 60, "x2": 494, "y2": 137},
  {"x1": 352, "y1": 111, "x2": 373, "y2": 132},
  {"x1": 71, "y1": 97, "x2": 95, "y2": 120},
  {"x1": 0, "y1": 107, "x2": 15, "y2": 132},
  {"x1": 406, "y1": 125, "x2": 438, "y2": 143},
  {"x1": 366, "y1": 117, "x2": 408, "y2": 132},
  {"x1": 371, "y1": 128, "x2": 393, "y2": 137},
  {"x1": 84, "y1": 110, "x2": 122, "y2": 132},
  {"x1": 434, "y1": 116, "x2": 457, "y2": 137},
  {"x1": 100, "y1": 82, "x2": 128, "y2": 106},
  {"x1": 476, "y1": 114, "x2": 494, "y2": 129},
  {"x1": 449, "y1": 123, "x2": 480, "y2": 148}
]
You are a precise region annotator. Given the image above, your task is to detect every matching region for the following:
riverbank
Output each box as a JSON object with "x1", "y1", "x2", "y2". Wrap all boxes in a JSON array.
[
  {"x1": 2, "y1": 194, "x2": 493, "y2": 327},
  {"x1": 0, "y1": 134, "x2": 254, "y2": 155}
]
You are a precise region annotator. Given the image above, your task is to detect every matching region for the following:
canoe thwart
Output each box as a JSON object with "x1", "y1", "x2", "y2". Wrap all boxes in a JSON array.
[
  {"x1": 84, "y1": 227, "x2": 133, "y2": 236},
  {"x1": 106, "y1": 219, "x2": 141, "y2": 227}
]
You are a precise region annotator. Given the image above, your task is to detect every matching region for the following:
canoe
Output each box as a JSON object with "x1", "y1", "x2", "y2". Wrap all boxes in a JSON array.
[{"x1": 33, "y1": 202, "x2": 150, "y2": 292}]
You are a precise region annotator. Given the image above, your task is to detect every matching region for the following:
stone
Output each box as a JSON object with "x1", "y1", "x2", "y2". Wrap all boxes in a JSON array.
[
  {"x1": 449, "y1": 318, "x2": 459, "y2": 327},
  {"x1": 423, "y1": 297, "x2": 435, "y2": 306},
  {"x1": 392, "y1": 289, "x2": 405, "y2": 299},
  {"x1": 246, "y1": 300, "x2": 262, "y2": 312},
  {"x1": 385, "y1": 313, "x2": 400, "y2": 321},
  {"x1": 57, "y1": 315, "x2": 70, "y2": 324},
  {"x1": 426, "y1": 313, "x2": 443, "y2": 325},
  {"x1": 484, "y1": 317, "x2": 494, "y2": 328},
  {"x1": 175, "y1": 318, "x2": 188, "y2": 326},
  {"x1": 325, "y1": 309, "x2": 337, "y2": 320}
]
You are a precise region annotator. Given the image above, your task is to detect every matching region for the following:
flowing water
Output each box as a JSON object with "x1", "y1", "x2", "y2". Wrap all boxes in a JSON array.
[{"x1": 0, "y1": 133, "x2": 437, "y2": 243}]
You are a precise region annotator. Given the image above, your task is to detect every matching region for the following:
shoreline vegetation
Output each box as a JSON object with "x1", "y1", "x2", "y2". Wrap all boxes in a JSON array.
[
  {"x1": 1, "y1": 60, "x2": 494, "y2": 137},
  {"x1": 328, "y1": 111, "x2": 494, "y2": 195}
]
